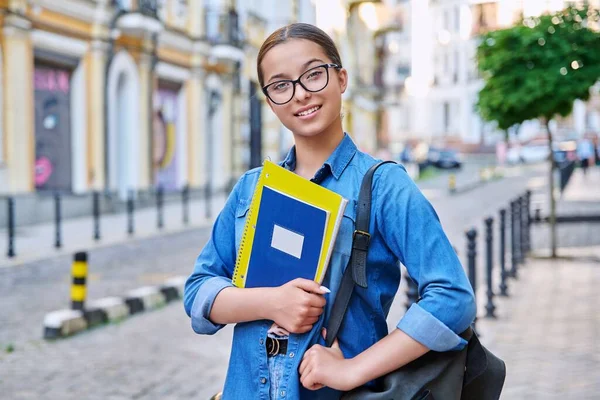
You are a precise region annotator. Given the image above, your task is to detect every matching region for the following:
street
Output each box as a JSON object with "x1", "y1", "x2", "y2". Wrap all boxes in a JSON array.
[{"x1": 0, "y1": 162, "x2": 593, "y2": 399}]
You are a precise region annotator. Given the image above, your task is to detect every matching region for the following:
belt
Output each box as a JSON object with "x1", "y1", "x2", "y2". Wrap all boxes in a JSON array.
[{"x1": 266, "y1": 337, "x2": 288, "y2": 357}]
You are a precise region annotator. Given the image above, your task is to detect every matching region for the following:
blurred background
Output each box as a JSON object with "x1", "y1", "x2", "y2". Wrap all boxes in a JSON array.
[{"x1": 0, "y1": 1, "x2": 599, "y2": 399}]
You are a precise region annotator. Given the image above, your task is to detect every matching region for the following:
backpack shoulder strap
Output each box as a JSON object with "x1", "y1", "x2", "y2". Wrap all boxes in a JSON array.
[{"x1": 325, "y1": 160, "x2": 395, "y2": 347}]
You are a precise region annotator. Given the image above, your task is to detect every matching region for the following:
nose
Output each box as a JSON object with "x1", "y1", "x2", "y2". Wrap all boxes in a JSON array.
[{"x1": 293, "y1": 81, "x2": 311, "y2": 102}]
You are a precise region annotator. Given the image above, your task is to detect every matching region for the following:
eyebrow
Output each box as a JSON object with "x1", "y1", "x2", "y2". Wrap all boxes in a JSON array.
[{"x1": 266, "y1": 58, "x2": 325, "y2": 84}]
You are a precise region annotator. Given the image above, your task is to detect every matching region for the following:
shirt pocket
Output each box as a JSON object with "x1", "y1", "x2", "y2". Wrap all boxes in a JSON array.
[
  {"x1": 332, "y1": 199, "x2": 357, "y2": 259},
  {"x1": 234, "y1": 199, "x2": 250, "y2": 253}
]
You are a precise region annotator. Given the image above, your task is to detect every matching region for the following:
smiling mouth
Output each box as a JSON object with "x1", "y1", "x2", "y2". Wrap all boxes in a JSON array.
[{"x1": 295, "y1": 105, "x2": 322, "y2": 117}]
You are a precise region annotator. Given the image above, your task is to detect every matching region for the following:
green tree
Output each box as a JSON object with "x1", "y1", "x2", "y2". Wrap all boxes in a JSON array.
[{"x1": 476, "y1": 5, "x2": 600, "y2": 257}]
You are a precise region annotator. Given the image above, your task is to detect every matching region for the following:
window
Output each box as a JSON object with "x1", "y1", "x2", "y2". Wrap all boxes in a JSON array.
[
  {"x1": 454, "y1": 6, "x2": 460, "y2": 33},
  {"x1": 443, "y1": 102, "x2": 450, "y2": 134},
  {"x1": 471, "y1": 3, "x2": 498, "y2": 36}
]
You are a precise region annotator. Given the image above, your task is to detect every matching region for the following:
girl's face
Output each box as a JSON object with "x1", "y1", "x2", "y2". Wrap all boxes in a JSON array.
[{"x1": 260, "y1": 39, "x2": 348, "y2": 139}]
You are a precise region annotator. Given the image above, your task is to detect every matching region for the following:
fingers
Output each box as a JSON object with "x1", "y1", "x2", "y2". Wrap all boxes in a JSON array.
[
  {"x1": 306, "y1": 307, "x2": 324, "y2": 317},
  {"x1": 290, "y1": 278, "x2": 322, "y2": 293},
  {"x1": 306, "y1": 293, "x2": 327, "y2": 308}
]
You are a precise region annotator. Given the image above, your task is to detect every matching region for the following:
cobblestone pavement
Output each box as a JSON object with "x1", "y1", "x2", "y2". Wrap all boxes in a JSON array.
[
  {"x1": 477, "y1": 252, "x2": 600, "y2": 400},
  {"x1": 1, "y1": 163, "x2": 575, "y2": 399}
]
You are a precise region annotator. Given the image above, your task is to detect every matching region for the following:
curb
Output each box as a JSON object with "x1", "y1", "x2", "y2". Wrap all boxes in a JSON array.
[{"x1": 43, "y1": 275, "x2": 186, "y2": 339}]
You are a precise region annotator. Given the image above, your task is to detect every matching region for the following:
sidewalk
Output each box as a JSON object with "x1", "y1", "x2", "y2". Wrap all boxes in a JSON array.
[
  {"x1": 530, "y1": 166, "x2": 600, "y2": 254},
  {"x1": 0, "y1": 194, "x2": 227, "y2": 268},
  {"x1": 477, "y1": 250, "x2": 600, "y2": 399},
  {"x1": 477, "y1": 166, "x2": 600, "y2": 399}
]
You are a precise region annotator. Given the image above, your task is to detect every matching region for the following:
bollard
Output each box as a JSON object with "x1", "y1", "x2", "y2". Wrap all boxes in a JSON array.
[
  {"x1": 448, "y1": 174, "x2": 456, "y2": 193},
  {"x1": 204, "y1": 183, "x2": 211, "y2": 220},
  {"x1": 520, "y1": 194, "x2": 528, "y2": 260},
  {"x1": 510, "y1": 200, "x2": 518, "y2": 279},
  {"x1": 54, "y1": 192, "x2": 62, "y2": 249},
  {"x1": 404, "y1": 272, "x2": 419, "y2": 312},
  {"x1": 498, "y1": 209, "x2": 509, "y2": 296},
  {"x1": 466, "y1": 228, "x2": 478, "y2": 331},
  {"x1": 484, "y1": 217, "x2": 496, "y2": 318},
  {"x1": 157, "y1": 185, "x2": 164, "y2": 230},
  {"x1": 71, "y1": 252, "x2": 88, "y2": 310},
  {"x1": 7, "y1": 197, "x2": 15, "y2": 258},
  {"x1": 127, "y1": 189, "x2": 135, "y2": 236},
  {"x1": 516, "y1": 196, "x2": 524, "y2": 264},
  {"x1": 93, "y1": 191, "x2": 101, "y2": 241},
  {"x1": 525, "y1": 190, "x2": 532, "y2": 253},
  {"x1": 182, "y1": 184, "x2": 189, "y2": 225}
]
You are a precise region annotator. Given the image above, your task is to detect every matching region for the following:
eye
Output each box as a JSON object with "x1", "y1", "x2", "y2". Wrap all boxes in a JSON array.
[
  {"x1": 271, "y1": 81, "x2": 291, "y2": 92},
  {"x1": 306, "y1": 70, "x2": 323, "y2": 80}
]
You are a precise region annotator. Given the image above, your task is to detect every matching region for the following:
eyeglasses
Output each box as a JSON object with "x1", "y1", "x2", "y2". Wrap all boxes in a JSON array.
[{"x1": 262, "y1": 63, "x2": 341, "y2": 105}]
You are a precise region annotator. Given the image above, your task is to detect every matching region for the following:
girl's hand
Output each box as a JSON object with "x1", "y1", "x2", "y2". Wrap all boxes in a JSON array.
[
  {"x1": 299, "y1": 329, "x2": 360, "y2": 391},
  {"x1": 268, "y1": 278, "x2": 328, "y2": 334}
]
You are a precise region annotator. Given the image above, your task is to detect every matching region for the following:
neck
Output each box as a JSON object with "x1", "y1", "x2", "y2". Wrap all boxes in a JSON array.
[{"x1": 293, "y1": 118, "x2": 344, "y2": 180}]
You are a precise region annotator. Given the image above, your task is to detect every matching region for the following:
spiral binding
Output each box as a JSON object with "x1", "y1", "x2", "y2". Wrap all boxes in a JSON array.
[{"x1": 232, "y1": 170, "x2": 268, "y2": 287}]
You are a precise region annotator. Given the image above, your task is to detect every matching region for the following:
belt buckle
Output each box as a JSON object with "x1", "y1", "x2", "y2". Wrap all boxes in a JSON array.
[{"x1": 267, "y1": 337, "x2": 280, "y2": 356}]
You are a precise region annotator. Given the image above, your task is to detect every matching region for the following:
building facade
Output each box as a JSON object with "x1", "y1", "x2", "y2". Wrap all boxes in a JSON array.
[
  {"x1": 380, "y1": 0, "x2": 600, "y2": 149},
  {"x1": 0, "y1": 0, "x2": 314, "y2": 202}
]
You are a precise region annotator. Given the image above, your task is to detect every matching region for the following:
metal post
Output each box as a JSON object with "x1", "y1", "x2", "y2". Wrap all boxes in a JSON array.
[
  {"x1": 127, "y1": 189, "x2": 135, "y2": 236},
  {"x1": 499, "y1": 209, "x2": 508, "y2": 296},
  {"x1": 520, "y1": 194, "x2": 528, "y2": 260},
  {"x1": 157, "y1": 185, "x2": 164, "y2": 230},
  {"x1": 71, "y1": 251, "x2": 88, "y2": 310},
  {"x1": 516, "y1": 196, "x2": 523, "y2": 264},
  {"x1": 93, "y1": 191, "x2": 101, "y2": 241},
  {"x1": 7, "y1": 197, "x2": 15, "y2": 258},
  {"x1": 182, "y1": 184, "x2": 189, "y2": 225},
  {"x1": 510, "y1": 200, "x2": 518, "y2": 279},
  {"x1": 54, "y1": 192, "x2": 62, "y2": 249},
  {"x1": 484, "y1": 217, "x2": 496, "y2": 318},
  {"x1": 466, "y1": 228, "x2": 478, "y2": 331},
  {"x1": 525, "y1": 190, "x2": 532, "y2": 253},
  {"x1": 404, "y1": 271, "x2": 419, "y2": 312}
]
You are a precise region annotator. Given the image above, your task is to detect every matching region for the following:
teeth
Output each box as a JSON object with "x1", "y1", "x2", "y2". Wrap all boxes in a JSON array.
[{"x1": 298, "y1": 106, "x2": 320, "y2": 116}]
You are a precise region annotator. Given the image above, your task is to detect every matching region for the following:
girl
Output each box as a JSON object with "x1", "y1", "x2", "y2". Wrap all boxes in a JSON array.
[{"x1": 184, "y1": 23, "x2": 476, "y2": 399}]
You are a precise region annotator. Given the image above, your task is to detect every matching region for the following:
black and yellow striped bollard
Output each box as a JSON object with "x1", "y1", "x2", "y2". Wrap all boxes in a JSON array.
[
  {"x1": 71, "y1": 252, "x2": 88, "y2": 310},
  {"x1": 448, "y1": 174, "x2": 456, "y2": 193}
]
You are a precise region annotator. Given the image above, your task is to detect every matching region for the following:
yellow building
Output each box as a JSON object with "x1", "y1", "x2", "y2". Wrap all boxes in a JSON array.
[{"x1": 0, "y1": 0, "x2": 243, "y2": 199}]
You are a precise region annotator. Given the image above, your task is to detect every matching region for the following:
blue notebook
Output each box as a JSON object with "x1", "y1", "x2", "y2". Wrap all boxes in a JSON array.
[{"x1": 244, "y1": 186, "x2": 329, "y2": 288}]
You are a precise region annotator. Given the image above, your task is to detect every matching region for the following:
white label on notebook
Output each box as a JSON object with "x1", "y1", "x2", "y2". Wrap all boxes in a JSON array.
[{"x1": 271, "y1": 224, "x2": 304, "y2": 259}]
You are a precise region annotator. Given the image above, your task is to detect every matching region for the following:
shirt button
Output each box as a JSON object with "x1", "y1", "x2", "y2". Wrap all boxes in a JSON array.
[
  {"x1": 280, "y1": 390, "x2": 286, "y2": 397},
  {"x1": 259, "y1": 338, "x2": 264, "y2": 345},
  {"x1": 260, "y1": 377, "x2": 267, "y2": 384},
  {"x1": 289, "y1": 352, "x2": 295, "y2": 358}
]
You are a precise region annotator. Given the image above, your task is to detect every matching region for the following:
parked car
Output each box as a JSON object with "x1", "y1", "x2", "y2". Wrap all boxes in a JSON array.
[{"x1": 427, "y1": 148, "x2": 463, "y2": 169}]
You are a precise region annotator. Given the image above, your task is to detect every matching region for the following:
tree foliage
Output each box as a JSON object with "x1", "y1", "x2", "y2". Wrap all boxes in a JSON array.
[{"x1": 476, "y1": 6, "x2": 600, "y2": 130}]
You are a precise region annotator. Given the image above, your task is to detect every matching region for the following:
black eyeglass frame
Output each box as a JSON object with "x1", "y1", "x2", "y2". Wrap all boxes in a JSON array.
[{"x1": 261, "y1": 63, "x2": 342, "y2": 105}]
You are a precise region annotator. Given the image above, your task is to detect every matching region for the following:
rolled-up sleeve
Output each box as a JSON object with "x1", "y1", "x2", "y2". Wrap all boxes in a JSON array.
[
  {"x1": 375, "y1": 165, "x2": 476, "y2": 351},
  {"x1": 183, "y1": 176, "x2": 244, "y2": 335}
]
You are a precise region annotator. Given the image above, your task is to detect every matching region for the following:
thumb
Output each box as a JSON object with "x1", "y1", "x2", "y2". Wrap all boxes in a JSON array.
[
  {"x1": 291, "y1": 278, "x2": 329, "y2": 294},
  {"x1": 322, "y1": 328, "x2": 341, "y2": 350}
]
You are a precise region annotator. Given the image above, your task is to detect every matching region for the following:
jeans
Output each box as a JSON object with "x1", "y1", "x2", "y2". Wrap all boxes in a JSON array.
[{"x1": 268, "y1": 353, "x2": 287, "y2": 399}]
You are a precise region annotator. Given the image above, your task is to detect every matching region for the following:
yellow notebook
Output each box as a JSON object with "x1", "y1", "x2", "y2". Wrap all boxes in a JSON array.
[{"x1": 233, "y1": 160, "x2": 348, "y2": 288}]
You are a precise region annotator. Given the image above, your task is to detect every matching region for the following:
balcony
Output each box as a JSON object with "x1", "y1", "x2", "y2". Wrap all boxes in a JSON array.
[
  {"x1": 205, "y1": 7, "x2": 244, "y2": 62},
  {"x1": 113, "y1": 0, "x2": 163, "y2": 35}
]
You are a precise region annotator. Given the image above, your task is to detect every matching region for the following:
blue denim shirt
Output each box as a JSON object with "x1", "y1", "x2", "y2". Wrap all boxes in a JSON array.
[{"x1": 184, "y1": 134, "x2": 476, "y2": 400}]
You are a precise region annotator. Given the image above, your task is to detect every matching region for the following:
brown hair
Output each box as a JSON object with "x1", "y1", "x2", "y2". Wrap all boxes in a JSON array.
[{"x1": 257, "y1": 23, "x2": 343, "y2": 88}]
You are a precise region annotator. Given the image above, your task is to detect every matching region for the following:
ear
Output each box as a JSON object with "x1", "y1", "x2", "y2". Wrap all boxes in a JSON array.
[{"x1": 338, "y1": 68, "x2": 348, "y2": 94}]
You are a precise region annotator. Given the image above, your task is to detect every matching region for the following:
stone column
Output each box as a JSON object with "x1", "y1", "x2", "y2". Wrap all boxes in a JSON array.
[
  {"x1": 138, "y1": 45, "x2": 153, "y2": 190},
  {"x1": 187, "y1": 0, "x2": 204, "y2": 38},
  {"x1": 87, "y1": 39, "x2": 107, "y2": 190},
  {"x1": 221, "y1": 78, "x2": 234, "y2": 188},
  {"x1": 187, "y1": 67, "x2": 206, "y2": 188},
  {"x1": 3, "y1": 14, "x2": 34, "y2": 193}
]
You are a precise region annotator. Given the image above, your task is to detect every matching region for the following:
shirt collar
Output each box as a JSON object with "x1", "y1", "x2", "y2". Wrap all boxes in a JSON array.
[{"x1": 281, "y1": 133, "x2": 357, "y2": 180}]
